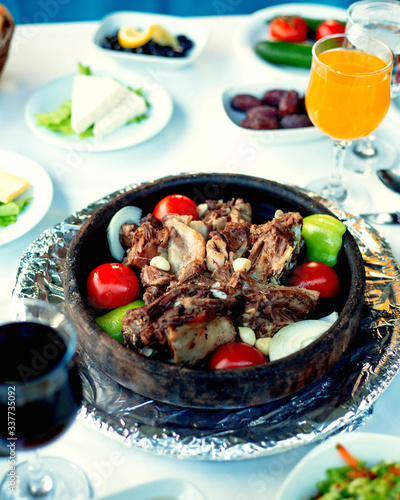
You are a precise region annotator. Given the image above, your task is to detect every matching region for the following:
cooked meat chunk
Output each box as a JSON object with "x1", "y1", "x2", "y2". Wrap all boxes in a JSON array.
[
  {"x1": 206, "y1": 221, "x2": 251, "y2": 272},
  {"x1": 242, "y1": 286, "x2": 319, "y2": 338},
  {"x1": 167, "y1": 316, "x2": 236, "y2": 365},
  {"x1": 206, "y1": 235, "x2": 228, "y2": 272},
  {"x1": 143, "y1": 286, "x2": 166, "y2": 305},
  {"x1": 162, "y1": 214, "x2": 206, "y2": 282},
  {"x1": 189, "y1": 220, "x2": 209, "y2": 240},
  {"x1": 219, "y1": 221, "x2": 251, "y2": 259},
  {"x1": 124, "y1": 221, "x2": 169, "y2": 270},
  {"x1": 177, "y1": 261, "x2": 206, "y2": 284},
  {"x1": 248, "y1": 212, "x2": 303, "y2": 283},
  {"x1": 122, "y1": 285, "x2": 238, "y2": 365},
  {"x1": 200, "y1": 198, "x2": 252, "y2": 232},
  {"x1": 120, "y1": 222, "x2": 138, "y2": 248},
  {"x1": 212, "y1": 262, "x2": 234, "y2": 286},
  {"x1": 230, "y1": 199, "x2": 252, "y2": 223},
  {"x1": 140, "y1": 265, "x2": 175, "y2": 287}
]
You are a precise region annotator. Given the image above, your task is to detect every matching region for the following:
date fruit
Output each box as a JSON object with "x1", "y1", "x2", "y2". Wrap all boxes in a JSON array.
[
  {"x1": 278, "y1": 90, "x2": 299, "y2": 116},
  {"x1": 262, "y1": 89, "x2": 286, "y2": 107},
  {"x1": 280, "y1": 114, "x2": 313, "y2": 128},
  {"x1": 240, "y1": 116, "x2": 279, "y2": 129},
  {"x1": 246, "y1": 105, "x2": 278, "y2": 120},
  {"x1": 230, "y1": 88, "x2": 313, "y2": 131},
  {"x1": 231, "y1": 94, "x2": 263, "y2": 111}
]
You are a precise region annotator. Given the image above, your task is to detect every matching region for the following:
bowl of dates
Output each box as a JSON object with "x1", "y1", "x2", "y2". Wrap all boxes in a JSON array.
[
  {"x1": 64, "y1": 173, "x2": 365, "y2": 409},
  {"x1": 93, "y1": 11, "x2": 209, "y2": 69},
  {"x1": 222, "y1": 79, "x2": 324, "y2": 145}
]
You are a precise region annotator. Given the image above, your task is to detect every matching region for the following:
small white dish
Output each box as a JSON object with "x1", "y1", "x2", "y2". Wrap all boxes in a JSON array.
[
  {"x1": 238, "y1": 3, "x2": 346, "y2": 75},
  {"x1": 25, "y1": 70, "x2": 173, "y2": 152},
  {"x1": 92, "y1": 11, "x2": 209, "y2": 70},
  {"x1": 94, "y1": 477, "x2": 207, "y2": 500},
  {"x1": 221, "y1": 78, "x2": 323, "y2": 146},
  {"x1": 0, "y1": 151, "x2": 53, "y2": 246},
  {"x1": 276, "y1": 431, "x2": 400, "y2": 500}
]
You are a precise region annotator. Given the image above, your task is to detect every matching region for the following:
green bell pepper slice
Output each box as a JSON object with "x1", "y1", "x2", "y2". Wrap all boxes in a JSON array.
[
  {"x1": 95, "y1": 299, "x2": 145, "y2": 343},
  {"x1": 302, "y1": 214, "x2": 346, "y2": 267}
]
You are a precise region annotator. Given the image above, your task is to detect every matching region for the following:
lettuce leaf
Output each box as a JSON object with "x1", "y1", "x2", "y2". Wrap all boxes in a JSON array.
[
  {"x1": 0, "y1": 197, "x2": 32, "y2": 227},
  {"x1": 35, "y1": 101, "x2": 74, "y2": 135},
  {"x1": 78, "y1": 62, "x2": 92, "y2": 75}
]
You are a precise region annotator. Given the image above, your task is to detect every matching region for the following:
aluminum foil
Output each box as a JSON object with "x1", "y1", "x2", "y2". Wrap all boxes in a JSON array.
[{"x1": 13, "y1": 184, "x2": 400, "y2": 461}]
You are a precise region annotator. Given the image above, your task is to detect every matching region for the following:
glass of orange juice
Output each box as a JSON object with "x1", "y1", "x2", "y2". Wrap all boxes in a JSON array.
[{"x1": 305, "y1": 33, "x2": 393, "y2": 211}]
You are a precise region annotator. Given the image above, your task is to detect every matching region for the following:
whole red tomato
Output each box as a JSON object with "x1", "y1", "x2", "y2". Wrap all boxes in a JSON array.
[
  {"x1": 269, "y1": 16, "x2": 309, "y2": 42},
  {"x1": 290, "y1": 261, "x2": 340, "y2": 298},
  {"x1": 316, "y1": 19, "x2": 345, "y2": 41},
  {"x1": 87, "y1": 263, "x2": 140, "y2": 309},
  {"x1": 153, "y1": 194, "x2": 199, "y2": 222},
  {"x1": 208, "y1": 342, "x2": 266, "y2": 369}
]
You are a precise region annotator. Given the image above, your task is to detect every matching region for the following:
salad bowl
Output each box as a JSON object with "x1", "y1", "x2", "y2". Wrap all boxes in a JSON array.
[
  {"x1": 276, "y1": 431, "x2": 400, "y2": 499},
  {"x1": 63, "y1": 173, "x2": 365, "y2": 409}
]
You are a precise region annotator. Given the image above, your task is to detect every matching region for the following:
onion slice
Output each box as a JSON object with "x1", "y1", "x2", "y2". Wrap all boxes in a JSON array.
[
  {"x1": 107, "y1": 206, "x2": 142, "y2": 261},
  {"x1": 269, "y1": 312, "x2": 339, "y2": 362}
]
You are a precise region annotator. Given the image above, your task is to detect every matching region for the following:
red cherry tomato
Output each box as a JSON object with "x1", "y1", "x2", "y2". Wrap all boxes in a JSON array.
[
  {"x1": 315, "y1": 19, "x2": 345, "y2": 41},
  {"x1": 87, "y1": 263, "x2": 140, "y2": 309},
  {"x1": 153, "y1": 194, "x2": 199, "y2": 222},
  {"x1": 208, "y1": 342, "x2": 266, "y2": 370},
  {"x1": 290, "y1": 261, "x2": 340, "y2": 298},
  {"x1": 269, "y1": 16, "x2": 309, "y2": 43}
]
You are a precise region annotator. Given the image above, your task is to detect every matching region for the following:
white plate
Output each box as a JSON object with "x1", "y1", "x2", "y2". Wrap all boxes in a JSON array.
[
  {"x1": 221, "y1": 78, "x2": 324, "y2": 146},
  {"x1": 0, "y1": 151, "x2": 53, "y2": 246},
  {"x1": 92, "y1": 11, "x2": 209, "y2": 70},
  {"x1": 238, "y1": 3, "x2": 346, "y2": 75},
  {"x1": 95, "y1": 478, "x2": 207, "y2": 500},
  {"x1": 25, "y1": 71, "x2": 173, "y2": 152},
  {"x1": 276, "y1": 431, "x2": 400, "y2": 500}
]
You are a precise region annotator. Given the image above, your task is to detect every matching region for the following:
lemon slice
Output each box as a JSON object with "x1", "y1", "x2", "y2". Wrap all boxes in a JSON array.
[
  {"x1": 118, "y1": 25, "x2": 153, "y2": 48},
  {"x1": 149, "y1": 24, "x2": 180, "y2": 49}
]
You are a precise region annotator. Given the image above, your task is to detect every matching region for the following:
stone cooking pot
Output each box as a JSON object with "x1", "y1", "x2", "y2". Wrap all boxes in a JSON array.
[{"x1": 63, "y1": 173, "x2": 365, "y2": 409}]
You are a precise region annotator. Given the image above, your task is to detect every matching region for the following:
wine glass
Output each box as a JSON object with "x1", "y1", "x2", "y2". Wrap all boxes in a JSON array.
[
  {"x1": 305, "y1": 33, "x2": 393, "y2": 212},
  {"x1": 0, "y1": 298, "x2": 92, "y2": 499},
  {"x1": 344, "y1": 0, "x2": 400, "y2": 174}
]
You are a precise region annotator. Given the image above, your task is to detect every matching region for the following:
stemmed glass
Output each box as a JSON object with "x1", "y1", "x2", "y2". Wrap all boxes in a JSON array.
[
  {"x1": 344, "y1": 0, "x2": 400, "y2": 174},
  {"x1": 0, "y1": 298, "x2": 92, "y2": 499},
  {"x1": 305, "y1": 33, "x2": 393, "y2": 212}
]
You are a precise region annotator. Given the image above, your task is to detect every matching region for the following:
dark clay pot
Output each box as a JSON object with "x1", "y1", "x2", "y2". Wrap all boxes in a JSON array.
[{"x1": 63, "y1": 173, "x2": 365, "y2": 409}]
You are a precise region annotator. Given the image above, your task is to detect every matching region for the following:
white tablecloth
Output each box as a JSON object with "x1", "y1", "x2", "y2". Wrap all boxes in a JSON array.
[{"x1": 1, "y1": 14, "x2": 400, "y2": 499}]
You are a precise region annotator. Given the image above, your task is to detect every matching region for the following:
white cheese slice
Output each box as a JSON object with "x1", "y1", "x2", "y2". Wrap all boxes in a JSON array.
[
  {"x1": 0, "y1": 170, "x2": 30, "y2": 203},
  {"x1": 70, "y1": 75, "x2": 127, "y2": 134},
  {"x1": 93, "y1": 91, "x2": 148, "y2": 138}
]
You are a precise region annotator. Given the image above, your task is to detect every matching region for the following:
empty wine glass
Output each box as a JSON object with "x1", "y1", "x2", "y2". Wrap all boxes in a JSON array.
[
  {"x1": 305, "y1": 33, "x2": 393, "y2": 212},
  {"x1": 344, "y1": 0, "x2": 400, "y2": 174},
  {"x1": 0, "y1": 298, "x2": 92, "y2": 499}
]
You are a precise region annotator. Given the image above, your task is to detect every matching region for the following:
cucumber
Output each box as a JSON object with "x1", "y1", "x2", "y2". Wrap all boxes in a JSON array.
[{"x1": 254, "y1": 40, "x2": 312, "y2": 68}]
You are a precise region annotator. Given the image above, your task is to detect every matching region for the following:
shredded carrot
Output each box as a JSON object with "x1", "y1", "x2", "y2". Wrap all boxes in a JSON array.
[
  {"x1": 389, "y1": 466, "x2": 400, "y2": 476},
  {"x1": 336, "y1": 443, "x2": 360, "y2": 469}
]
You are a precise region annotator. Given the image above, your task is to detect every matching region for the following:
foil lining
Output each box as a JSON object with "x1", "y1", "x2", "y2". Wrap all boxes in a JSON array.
[{"x1": 13, "y1": 184, "x2": 400, "y2": 461}]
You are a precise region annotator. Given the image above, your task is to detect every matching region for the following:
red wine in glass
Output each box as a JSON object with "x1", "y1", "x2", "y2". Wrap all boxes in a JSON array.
[
  {"x1": 0, "y1": 321, "x2": 82, "y2": 451},
  {"x1": 0, "y1": 299, "x2": 92, "y2": 499}
]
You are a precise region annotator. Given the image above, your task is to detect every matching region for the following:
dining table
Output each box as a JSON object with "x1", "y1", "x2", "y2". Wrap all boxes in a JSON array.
[{"x1": 1, "y1": 7, "x2": 400, "y2": 500}]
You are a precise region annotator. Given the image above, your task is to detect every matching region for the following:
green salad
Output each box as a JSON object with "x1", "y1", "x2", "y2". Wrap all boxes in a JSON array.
[
  {"x1": 309, "y1": 443, "x2": 400, "y2": 500},
  {"x1": 0, "y1": 197, "x2": 32, "y2": 227}
]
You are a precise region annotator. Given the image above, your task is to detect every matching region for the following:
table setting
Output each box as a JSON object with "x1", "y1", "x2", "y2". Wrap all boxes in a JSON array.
[{"x1": 1, "y1": 2, "x2": 400, "y2": 499}]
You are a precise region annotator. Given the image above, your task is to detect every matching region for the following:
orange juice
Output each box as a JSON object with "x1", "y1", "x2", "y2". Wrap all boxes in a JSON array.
[{"x1": 306, "y1": 48, "x2": 391, "y2": 141}]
